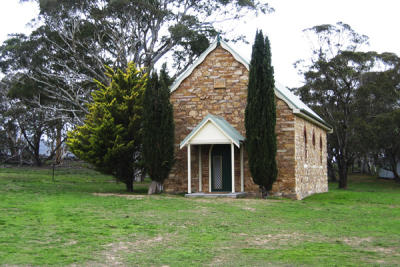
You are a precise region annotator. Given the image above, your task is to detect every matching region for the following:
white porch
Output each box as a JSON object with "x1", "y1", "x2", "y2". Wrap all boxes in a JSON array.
[{"x1": 180, "y1": 114, "x2": 245, "y2": 195}]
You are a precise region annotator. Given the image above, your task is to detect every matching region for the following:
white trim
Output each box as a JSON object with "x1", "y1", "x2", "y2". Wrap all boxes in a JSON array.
[
  {"x1": 240, "y1": 145, "x2": 244, "y2": 192},
  {"x1": 187, "y1": 144, "x2": 191, "y2": 194},
  {"x1": 275, "y1": 91, "x2": 299, "y2": 113},
  {"x1": 208, "y1": 145, "x2": 214, "y2": 193},
  {"x1": 231, "y1": 143, "x2": 235, "y2": 193},
  {"x1": 180, "y1": 117, "x2": 240, "y2": 149},
  {"x1": 189, "y1": 140, "x2": 232, "y2": 145},
  {"x1": 220, "y1": 41, "x2": 250, "y2": 71},
  {"x1": 198, "y1": 146, "x2": 202, "y2": 192}
]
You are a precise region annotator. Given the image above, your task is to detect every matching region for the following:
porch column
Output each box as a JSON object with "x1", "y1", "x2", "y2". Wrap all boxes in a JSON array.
[
  {"x1": 209, "y1": 145, "x2": 213, "y2": 193},
  {"x1": 198, "y1": 146, "x2": 202, "y2": 192},
  {"x1": 240, "y1": 145, "x2": 244, "y2": 192},
  {"x1": 187, "y1": 144, "x2": 191, "y2": 194},
  {"x1": 231, "y1": 143, "x2": 235, "y2": 193}
]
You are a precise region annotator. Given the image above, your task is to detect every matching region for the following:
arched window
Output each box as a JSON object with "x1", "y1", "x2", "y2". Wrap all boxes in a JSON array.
[
  {"x1": 319, "y1": 135, "x2": 323, "y2": 164},
  {"x1": 312, "y1": 130, "x2": 316, "y2": 148},
  {"x1": 304, "y1": 126, "x2": 307, "y2": 160}
]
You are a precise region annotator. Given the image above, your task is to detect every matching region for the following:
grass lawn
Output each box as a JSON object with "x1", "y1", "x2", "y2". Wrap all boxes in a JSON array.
[{"x1": 0, "y1": 166, "x2": 399, "y2": 266}]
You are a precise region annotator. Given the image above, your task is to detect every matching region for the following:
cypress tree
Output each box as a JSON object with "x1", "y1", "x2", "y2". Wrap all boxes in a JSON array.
[
  {"x1": 67, "y1": 63, "x2": 146, "y2": 192},
  {"x1": 245, "y1": 30, "x2": 277, "y2": 198},
  {"x1": 143, "y1": 64, "x2": 175, "y2": 194}
]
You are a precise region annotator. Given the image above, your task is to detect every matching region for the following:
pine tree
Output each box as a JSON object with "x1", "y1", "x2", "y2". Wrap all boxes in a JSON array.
[
  {"x1": 143, "y1": 64, "x2": 175, "y2": 194},
  {"x1": 245, "y1": 30, "x2": 277, "y2": 198},
  {"x1": 67, "y1": 63, "x2": 146, "y2": 192}
]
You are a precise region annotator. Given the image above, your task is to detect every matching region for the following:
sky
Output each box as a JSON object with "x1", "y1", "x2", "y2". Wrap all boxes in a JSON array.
[{"x1": 0, "y1": 0, "x2": 399, "y2": 88}]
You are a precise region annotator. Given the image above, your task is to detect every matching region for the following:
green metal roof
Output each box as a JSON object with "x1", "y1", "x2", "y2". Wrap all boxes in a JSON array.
[{"x1": 180, "y1": 114, "x2": 245, "y2": 149}]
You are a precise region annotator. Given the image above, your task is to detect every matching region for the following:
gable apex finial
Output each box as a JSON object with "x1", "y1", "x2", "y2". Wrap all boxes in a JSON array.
[{"x1": 217, "y1": 33, "x2": 221, "y2": 44}]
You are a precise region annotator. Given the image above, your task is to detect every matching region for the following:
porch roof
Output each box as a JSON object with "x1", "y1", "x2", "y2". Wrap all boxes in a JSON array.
[{"x1": 180, "y1": 114, "x2": 245, "y2": 149}]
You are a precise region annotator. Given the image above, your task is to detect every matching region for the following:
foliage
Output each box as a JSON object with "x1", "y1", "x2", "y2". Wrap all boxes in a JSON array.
[
  {"x1": 1, "y1": 167, "x2": 400, "y2": 266},
  {"x1": 0, "y1": 28, "x2": 101, "y2": 123},
  {"x1": 0, "y1": 71, "x2": 66, "y2": 166},
  {"x1": 67, "y1": 62, "x2": 146, "y2": 192},
  {"x1": 294, "y1": 22, "x2": 400, "y2": 188},
  {"x1": 371, "y1": 110, "x2": 400, "y2": 181},
  {"x1": 354, "y1": 53, "x2": 400, "y2": 179},
  {"x1": 8, "y1": 0, "x2": 271, "y2": 123},
  {"x1": 143, "y1": 65, "x2": 175, "y2": 194},
  {"x1": 245, "y1": 30, "x2": 277, "y2": 197}
]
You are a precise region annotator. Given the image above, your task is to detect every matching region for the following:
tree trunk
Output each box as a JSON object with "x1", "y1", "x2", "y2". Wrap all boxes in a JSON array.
[
  {"x1": 393, "y1": 171, "x2": 400, "y2": 183},
  {"x1": 134, "y1": 170, "x2": 145, "y2": 182},
  {"x1": 338, "y1": 164, "x2": 348, "y2": 189},
  {"x1": 125, "y1": 179, "x2": 134, "y2": 192},
  {"x1": 33, "y1": 141, "x2": 41, "y2": 167},
  {"x1": 55, "y1": 121, "x2": 62, "y2": 164},
  {"x1": 327, "y1": 159, "x2": 337, "y2": 182},
  {"x1": 260, "y1": 185, "x2": 268, "y2": 199},
  {"x1": 390, "y1": 160, "x2": 400, "y2": 183},
  {"x1": 34, "y1": 156, "x2": 42, "y2": 167},
  {"x1": 148, "y1": 181, "x2": 163, "y2": 195},
  {"x1": 366, "y1": 160, "x2": 372, "y2": 175}
]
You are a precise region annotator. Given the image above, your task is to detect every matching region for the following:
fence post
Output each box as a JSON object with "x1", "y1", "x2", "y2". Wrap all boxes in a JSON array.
[{"x1": 52, "y1": 163, "x2": 55, "y2": 182}]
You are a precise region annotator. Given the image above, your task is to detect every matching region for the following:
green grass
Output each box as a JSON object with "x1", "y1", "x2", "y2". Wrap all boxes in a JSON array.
[{"x1": 0, "y1": 167, "x2": 399, "y2": 266}]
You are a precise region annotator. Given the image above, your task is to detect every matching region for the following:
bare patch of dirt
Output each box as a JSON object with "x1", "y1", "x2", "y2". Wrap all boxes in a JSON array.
[
  {"x1": 65, "y1": 240, "x2": 78, "y2": 246},
  {"x1": 341, "y1": 237, "x2": 398, "y2": 254},
  {"x1": 97, "y1": 234, "x2": 171, "y2": 266},
  {"x1": 189, "y1": 206, "x2": 213, "y2": 216},
  {"x1": 342, "y1": 237, "x2": 373, "y2": 247},
  {"x1": 340, "y1": 236, "x2": 400, "y2": 259},
  {"x1": 242, "y1": 206, "x2": 256, "y2": 212},
  {"x1": 250, "y1": 232, "x2": 308, "y2": 247},
  {"x1": 93, "y1": 193, "x2": 145, "y2": 199},
  {"x1": 369, "y1": 246, "x2": 397, "y2": 254},
  {"x1": 93, "y1": 192, "x2": 180, "y2": 200}
]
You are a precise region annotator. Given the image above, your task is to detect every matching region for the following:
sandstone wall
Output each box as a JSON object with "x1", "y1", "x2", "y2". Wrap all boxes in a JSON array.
[
  {"x1": 294, "y1": 116, "x2": 329, "y2": 199},
  {"x1": 164, "y1": 45, "x2": 298, "y2": 198},
  {"x1": 164, "y1": 46, "x2": 252, "y2": 193}
]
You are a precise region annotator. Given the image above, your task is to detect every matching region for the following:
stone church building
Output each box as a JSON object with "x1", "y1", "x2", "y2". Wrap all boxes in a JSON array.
[{"x1": 164, "y1": 38, "x2": 332, "y2": 200}]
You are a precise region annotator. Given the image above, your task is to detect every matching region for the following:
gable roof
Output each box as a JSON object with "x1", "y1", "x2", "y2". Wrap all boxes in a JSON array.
[
  {"x1": 170, "y1": 37, "x2": 332, "y2": 132},
  {"x1": 180, "y1": 114, "x2": 245, "y2": 149}
]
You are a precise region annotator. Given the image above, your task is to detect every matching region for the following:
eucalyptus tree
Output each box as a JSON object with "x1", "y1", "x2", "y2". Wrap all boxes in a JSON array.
[
  {"x1": 2, "y1": 73, "x2": 65, "y2": 166},
  {"x1": 295, "y1": 22, "x2": 370, "y2": 189},
  {"x1": 0, "y1": 33, "x2": 70, "y2": 165},
  {"x1": 15, "y1": 0, "x2": 271, "y2": 122},
  {"x1": 354, "y1": 53, "x2": 400, "y2": 181},
  {"x1": 295, "y1": 22, "x2": 400, "y2": 188}
]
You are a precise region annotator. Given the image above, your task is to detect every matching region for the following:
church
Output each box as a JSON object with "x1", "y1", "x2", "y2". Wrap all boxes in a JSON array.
[{"x1": 164, "y1": 38, "x2": 332, "y2": 199}]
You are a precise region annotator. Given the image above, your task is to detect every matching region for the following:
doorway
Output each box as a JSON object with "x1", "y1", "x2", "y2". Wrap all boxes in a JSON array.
[{"x1": 211, "y1": 144, "x2": 232, "y2": 192}]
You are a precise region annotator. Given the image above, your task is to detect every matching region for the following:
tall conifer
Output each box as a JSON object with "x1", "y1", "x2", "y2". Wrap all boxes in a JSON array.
[
  {"x1": 67, "y1": 63, "x2": 146, "y2": 192},
  {"x1": 143, "y1": 65, "x2": 175, "y2": 194},
  {"x1": 245, "y1": 30, "x2": 277, "y2": 198}
]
